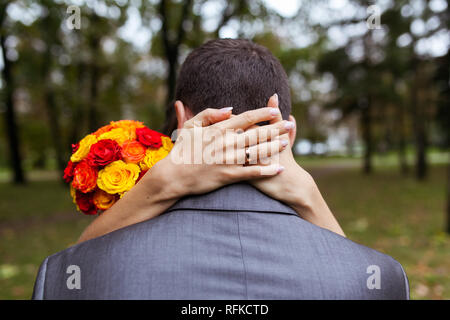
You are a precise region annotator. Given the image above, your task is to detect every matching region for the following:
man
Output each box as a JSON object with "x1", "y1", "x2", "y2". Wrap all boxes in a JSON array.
[{"x1": 33, "y1": 39, "x2": 409, "y2": 299}]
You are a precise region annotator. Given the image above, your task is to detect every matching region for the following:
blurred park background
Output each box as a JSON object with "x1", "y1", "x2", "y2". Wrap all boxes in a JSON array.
[{"x1": 0, "y1": 0, "x2": 449, "y2": 299}]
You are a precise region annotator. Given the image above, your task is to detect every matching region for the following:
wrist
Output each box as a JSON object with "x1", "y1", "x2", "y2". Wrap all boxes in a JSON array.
[
  {"x1": 274, "y1": 163, "x2": 345, "y2": 237},
  {"x1": 286, "y1": 169, "x2": 329, "y2": 219},
  {"x1": 284, "y1": 167, "x2": 315, "y2": 208},
  {"x1": 141, "y1": 158, "x2": 183, "y2": 203}
]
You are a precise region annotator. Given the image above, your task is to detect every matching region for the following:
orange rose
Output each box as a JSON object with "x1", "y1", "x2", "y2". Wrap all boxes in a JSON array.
[
  {"x1": 121, "y1": 140, "x2": 146, "y2": 163},
  {"x1": 111, "y1": 120, "x2": 144, "y2": 129},
  {"x1": 93, "y1": 189, "x2": 117, "y2": 210},
  {"x1": 72, "y1": 161, "x2": 98, "y2": 193},
  {"x1": 110, "y1": 120, "x2": 144, "y2": 141}
]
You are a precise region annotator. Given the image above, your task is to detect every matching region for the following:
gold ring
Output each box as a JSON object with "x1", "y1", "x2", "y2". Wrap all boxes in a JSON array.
[{"x1": 245, "y1": 147, "x2": 250, "y2": 164}]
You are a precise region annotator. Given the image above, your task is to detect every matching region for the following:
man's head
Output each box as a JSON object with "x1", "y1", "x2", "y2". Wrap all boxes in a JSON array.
[{"x1": 168, "y1": 39, "x2": 292, "y2": 133}]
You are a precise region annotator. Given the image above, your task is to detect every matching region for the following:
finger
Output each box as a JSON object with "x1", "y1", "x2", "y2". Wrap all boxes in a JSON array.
[
  {"x1": 230, "y1": 138, "x2": 288, "y2": 165},
  {"x1": 267, "y1": 93, "x2": 282, "y2": 124},
  {"x1": 235, "y1": 163, "x2": 284, "y2": 179},
  {"x1": 245, "y1": 138, "x2": 289, "y2": 164},
  {"x1": 214, "y1": 107, "x2": 281, "y2": 130},
  {"x1": 184, "y1": 107, "x2": 233, "y2": 128},
  {"x1": 237, "y1": 120, "x2": 295, "y2": 147}
]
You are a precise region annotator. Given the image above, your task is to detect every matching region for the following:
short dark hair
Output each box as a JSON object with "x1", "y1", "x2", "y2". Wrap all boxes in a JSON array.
[{"x1": 164, "y1": 39, "x2": 291, "y2": 134}]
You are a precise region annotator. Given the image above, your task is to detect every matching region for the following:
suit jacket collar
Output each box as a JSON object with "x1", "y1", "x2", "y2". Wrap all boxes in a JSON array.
[{"x1": 167, "y1": 183, "x2": 298, "y2": 216}]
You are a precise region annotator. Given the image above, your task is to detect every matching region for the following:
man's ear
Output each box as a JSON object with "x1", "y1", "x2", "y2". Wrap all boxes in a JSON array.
[
  {"x1": 174, "y1": 100, "x2": 194, "y2": 130},
  {"x1": 288, "y1": 115, "x2": 297, "y2": 147}
]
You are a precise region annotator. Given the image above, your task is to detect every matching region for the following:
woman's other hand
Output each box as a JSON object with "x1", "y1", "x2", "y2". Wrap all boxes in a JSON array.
[
  {"x1": 249, "y1": 96, "x2": 346, "y2": 237},
  {"x1": 150, "y1": 104, "x2": 294, "y2": 198}
]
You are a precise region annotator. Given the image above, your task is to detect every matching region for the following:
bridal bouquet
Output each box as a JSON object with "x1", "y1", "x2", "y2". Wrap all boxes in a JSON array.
[{"x1": 63, "y1": 120, "x2": 173, "y2": 215}]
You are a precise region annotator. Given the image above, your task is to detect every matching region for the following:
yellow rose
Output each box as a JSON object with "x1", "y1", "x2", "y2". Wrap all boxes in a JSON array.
[
  {"x1": 139, "y1": 149, "x2": 154, "y2": 171},
  {"x1": 70, "y1": 134, "x2": 98, "y2": 162},
  {"x1": 161, "y1": 136, "x2": 174, "y2": 152},
  {"x1": 153, "y1": 148, "x2": 169, "y2": 164},
  {"x1": 70, "y1": 185, "x2": 81, "y2": 212},
  {"x1": 139, "y1": 148, "x2": 169, "y2": 171},
  {"x1": 70, "y1": 185, "x2": 77, "y2": 204},
  {"x1": 97, "y1": 160, "x2": 140, "y2": 194},
  {"x1": 93, "y1": 189, "x2": 117, "y2": 210},
  {"x1": 98, "y1": 128, "x2": 131, "y2": 145}
]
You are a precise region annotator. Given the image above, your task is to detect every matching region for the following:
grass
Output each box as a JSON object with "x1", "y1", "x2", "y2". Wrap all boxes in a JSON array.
[
  {"x1": 309, "y1": 164, "x2": 449, "y2": 300},
  {"x1": 0, "y1": 181, "x2": 90, "y2": 299},
  {"x1": 0, "y1": 163, "x2": 449, "y2": 299}
]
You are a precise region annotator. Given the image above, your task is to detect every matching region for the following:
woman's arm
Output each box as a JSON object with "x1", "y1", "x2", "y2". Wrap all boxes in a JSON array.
[
  {"x1": 77, "y1": 159, "x2": 179, "y2": 243},
  {"x1": 249, "y1": 95, "x2": 345, "y2": 237},
  {"x1": 77, "y1": 106, "x2": 291, "y2": 243},
  {"x1": 277, "y1": 155, "x2": 345, "y2": 237},
  {"x1": 250, "y1": 147, "x2": 345, "y2": 237}
]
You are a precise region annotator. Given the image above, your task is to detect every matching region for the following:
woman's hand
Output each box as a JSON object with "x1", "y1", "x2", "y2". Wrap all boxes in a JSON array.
[
  {"x1": 249, "y1": 97, "x2": 346, "y2": 237},
  {"x1": 161, "y1": 106, "x2": 293, "y2": 198},
  {"x1": 77, "y1": 104, "x2": 292, "y2": 243}
]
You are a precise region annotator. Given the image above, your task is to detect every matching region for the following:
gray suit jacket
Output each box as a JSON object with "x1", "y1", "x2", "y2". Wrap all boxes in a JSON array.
[{"x1": 32, "y1": 183, "x2": 409, "y2": 299}]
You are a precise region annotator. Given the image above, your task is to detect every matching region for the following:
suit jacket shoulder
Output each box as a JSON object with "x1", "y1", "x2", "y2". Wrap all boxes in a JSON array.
[{"x1": 32, "y1": 183, "x2": 409, "y2": 300}]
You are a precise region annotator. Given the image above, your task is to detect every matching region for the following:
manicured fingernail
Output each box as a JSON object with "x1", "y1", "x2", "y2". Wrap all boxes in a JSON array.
[
  {"x1": 273, "y1": 93, "x2": 278, "y2": 106},
  {"x1": 277, "y1": 165, "x2": 285, "y2": 173},
  {"x1": 270, "y1": 109, "x2": 280, "y2": 116},
  {"x1": 284, "y1": 121, "x2": 294, "y2": 130},
  {"x1": 220, "y1": 107, "x2": 233, "y2": 113},
  {"x1": 281, "y1": 139, "x2": 289, "y2": 147}
]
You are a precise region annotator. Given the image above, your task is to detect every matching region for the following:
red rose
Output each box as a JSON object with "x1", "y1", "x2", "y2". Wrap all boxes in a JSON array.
[
  {"x1": 72, "y1": 143, "x2": 79, "y2": 154},
  {"x1": 63, "y1": 160, "x2": 76, "y2": 183},
  {"x1": 72, "y1": 161, "x2": 98, "y2": 193},
  {"x1": 136, "y1": 127, "x2": 162, "y2": 148},
  {"x1": 75, "y1": 191, "x2": 97, "y2": 215},
  {"x1": 86, "y1": 139, "x2": 122, "y2": 167}
]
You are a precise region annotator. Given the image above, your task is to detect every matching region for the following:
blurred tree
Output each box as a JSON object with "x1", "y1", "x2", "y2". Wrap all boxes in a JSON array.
[
  {"x1": 87, "y1": 12, "x2": 101, "y2": 132},
  {"x1": 434, "y1": 44, "x2": 449, "y2": 234},
  {"x1": 145, "y1": 0, "x2": 286, "y2": 134},
  {"x1": 152, "y1": 0, "x2": 259, "y2": 133},
  {"x1": 38, "y1": 0, "x2": 66, "y2": 174},
  {"x1": 315, "y1": 0, "x2": 391, "y2": 174},
  {"x1": 410, "y1": 58, "x2": 429, "y2": 180},
  {"x1": 156, "y1": 0, "x2": 193, "y2": 133},
  {"x1": 400, "y1": 0, "x2": 447, "y2": 181},
  {"x1": 78, "y1": 4, "x2": 131, "y2": 132},
  {"x1": 158, "y1": 0, "x2": 192, "y2": 106},
  {"x1": 316, "y1": 0, "x2": 448, "y2": 178},
  {"x1": 0, "y1": 2, "x2": 26, "y2": 183},
  {"x1": 1, "y1": 0, "x2": 448, "y2": 192},
  {"x1": 381, "y1": 6, "x2": 413, "y2": 174},
  {"x1": 317, "y1": 44, "x2": 380, "y2": 174}
]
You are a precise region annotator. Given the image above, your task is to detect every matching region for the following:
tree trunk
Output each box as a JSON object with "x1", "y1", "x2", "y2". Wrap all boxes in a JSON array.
[
  {"x1": 415, "y1": 120, "x2": 427, "y2": 180},
  {"x1": 410, "y1": 59, "x2": 427, "y2": 180},
  {"x1": 361, "y1": 97, "x2": 373, "y2": 174},
  {"x1": 88, "y1": 62, "x2": 100, "y2": 132},
  {"x1": 397, "y1": 103, "x2": 409, "y2": 175},
  {"x1": 68, "y1": 62, "x2": 87, "y2": 152},
  {"x1": 0, "y1": 33, "x2": 26, "y2": 184},
  {"x1": 161, "y1": 52, "x2": 178, "y2": 135},
  {"x1": 42, "y1": 48, "x2": 65, "y2": 175},
  {"x1": 159, "y1": 0, "x2": 192, "y2": 135},
  {"x1": 447, "y1": 160, "x2": 450, "y2": 233},
  {"x1": 88, "y1": 14, "x2": 101, "y2": 132}
]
